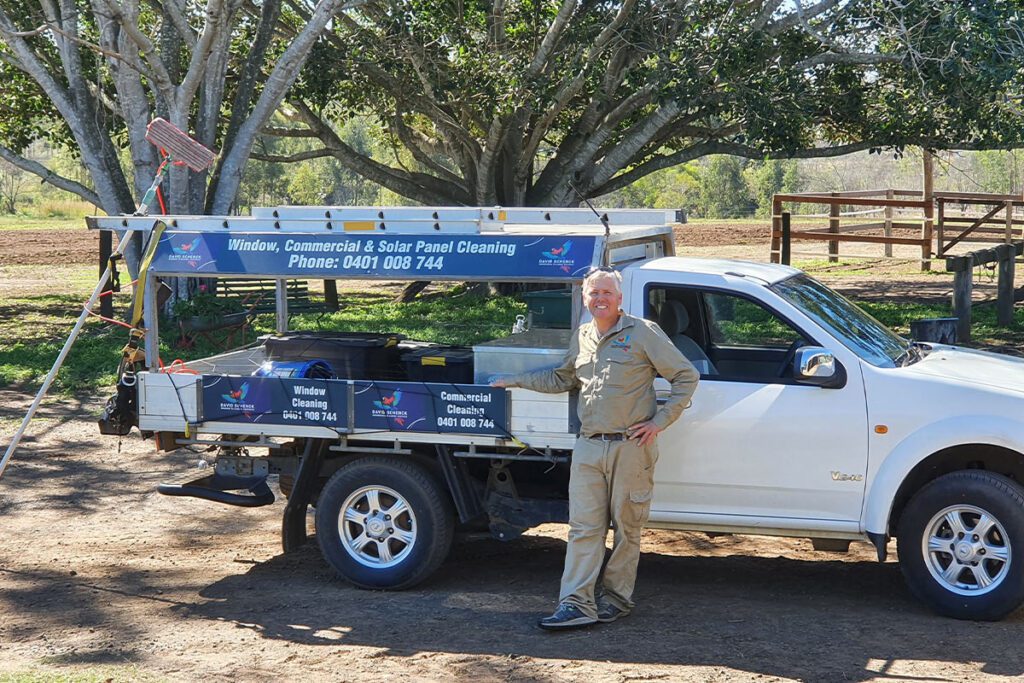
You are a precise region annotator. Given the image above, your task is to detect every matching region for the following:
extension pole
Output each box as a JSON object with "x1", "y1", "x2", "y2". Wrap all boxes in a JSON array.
[{"x1": 0, "y1": 229, "x2": 137, "y2": 482}]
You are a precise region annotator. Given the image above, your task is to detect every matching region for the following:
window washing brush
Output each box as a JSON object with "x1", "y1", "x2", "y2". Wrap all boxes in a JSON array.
[
  {"x1": 135, "y1": 118, "x2": 217, "y2": 215},
  {"x1": 145, "y1": 118, "x2": 217, "y2": 172}
]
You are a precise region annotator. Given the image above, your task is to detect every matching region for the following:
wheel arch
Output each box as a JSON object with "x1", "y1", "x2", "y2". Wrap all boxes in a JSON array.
[{"x1": 862, "y1": 416, "x2": 1024, "y2": 537}]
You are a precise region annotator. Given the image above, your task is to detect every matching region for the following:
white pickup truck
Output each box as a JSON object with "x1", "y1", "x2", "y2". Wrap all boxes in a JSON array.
[{"x1": 90, "y1": 207, "x2": 1024, "y2": 622}]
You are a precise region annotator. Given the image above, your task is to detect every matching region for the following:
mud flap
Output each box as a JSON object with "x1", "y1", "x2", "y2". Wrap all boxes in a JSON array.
[{"x1": 282, "y1": 439, "x2": 329, "y2": 552}]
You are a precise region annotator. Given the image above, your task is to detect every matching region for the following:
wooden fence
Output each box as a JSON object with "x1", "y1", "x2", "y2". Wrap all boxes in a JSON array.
[
  {"x1": 935, "y1": 192, "x2": 1024, "y2": 257},
  {"x1": 772, "y1": 190, "x2": 1024, "y2": 268},
  {"x1": 771, "y1": 190, "x2": 933, "y2": 270}
]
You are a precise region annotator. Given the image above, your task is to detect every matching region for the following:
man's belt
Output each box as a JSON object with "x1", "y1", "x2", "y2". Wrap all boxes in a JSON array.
[{"x1": 583, "y1": 433, "x2": 628, "y2": 441}]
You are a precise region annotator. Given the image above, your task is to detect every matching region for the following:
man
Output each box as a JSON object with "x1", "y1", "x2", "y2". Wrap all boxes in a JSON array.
[{"x1": 493, "y1": 267, "x2": 699, "y2": 630}]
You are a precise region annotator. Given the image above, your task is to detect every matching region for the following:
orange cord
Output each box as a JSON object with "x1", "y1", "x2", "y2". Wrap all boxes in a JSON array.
[{"x1": 160, "y1": 358, "x2": 199, "y2": 374}]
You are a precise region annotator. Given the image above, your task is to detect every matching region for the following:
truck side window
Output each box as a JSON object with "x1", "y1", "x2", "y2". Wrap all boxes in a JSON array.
[
  {"x1": 701, "y1": 291, "x2": 809, "y2": 382},
  {"x1": 704, "y1": 292, "x2": 801, "y2": 348}
]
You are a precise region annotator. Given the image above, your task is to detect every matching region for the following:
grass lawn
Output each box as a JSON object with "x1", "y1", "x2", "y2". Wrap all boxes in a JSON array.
[
  {"x1": 0, "y1": 273, "x2": 1021, "y2": 395},
  {"x1": 0, "y1": 216, "x2": 87, "y2": 231}
]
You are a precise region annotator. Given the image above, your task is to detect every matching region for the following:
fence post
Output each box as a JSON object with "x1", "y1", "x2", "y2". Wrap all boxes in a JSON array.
[
  {"x1": 770, "y1": 197, "x2": 782, "y2": 263},
  {"x1": 324, "y1": 280, "x2": 339, "y2": 311},
  {"x1": 99, "y1": 230, "x2": 113, "y2": 319},
  {"x1": 949, "y1": 255, "x2": 973, "y2": 343},
  {"x1": 1005, "y1": 200, "x2": 1014, "y2": 244},
  {"x1": 884, "y1": 189, "x2": 893, "y2": 258},
  {"x1": 781, "y1": 212, "x2": 791, "y2": 265},
  {"x1": 936, "y1": 197, "x2": 945, "y2": 256},
  {"x1": 997, "y1": 244, "x2": 1015, "y2": 326},
  {"x1": 828, "y1": 193, "x2": 839, "y2": 263},
  {"x1": 922, "y1": 150, "x2": 934, "y2": 272}
]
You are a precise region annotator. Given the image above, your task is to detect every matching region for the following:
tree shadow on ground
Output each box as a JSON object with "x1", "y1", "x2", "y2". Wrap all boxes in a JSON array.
[
  {"x1": 184, "y1": 534, "x2": 1024, "y2": 681},
  {"x1": 0, "y1": 565, "x2": 166, "y2": 665}
]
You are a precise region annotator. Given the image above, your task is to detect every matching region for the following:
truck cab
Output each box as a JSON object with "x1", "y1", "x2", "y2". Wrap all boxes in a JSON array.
[{"x1": 90, "y1": 207, "x2": 1024, "y2": 621}]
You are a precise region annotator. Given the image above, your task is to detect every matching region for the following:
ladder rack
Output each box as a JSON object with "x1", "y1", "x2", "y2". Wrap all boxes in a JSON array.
[{"x1": 87, "y1": 206, "x2": 675, "y2": 236}]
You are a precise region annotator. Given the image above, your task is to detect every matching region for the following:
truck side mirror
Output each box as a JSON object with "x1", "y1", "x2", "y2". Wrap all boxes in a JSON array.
[{"x1": 793, "y1": 346, "x2": 846, "y2": 389}]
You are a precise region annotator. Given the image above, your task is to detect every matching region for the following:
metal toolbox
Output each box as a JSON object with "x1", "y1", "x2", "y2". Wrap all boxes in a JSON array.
[{"x1": 473, "y1": 328, "x2": 572, "y2": 383}]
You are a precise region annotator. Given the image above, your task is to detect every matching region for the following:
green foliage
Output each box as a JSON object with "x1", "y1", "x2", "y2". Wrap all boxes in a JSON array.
[
  {"x1": 745, "y1": 160, "x2": 803, "y2": 217},
  {"x1": 974, "y1": 150, "x2": 1024, "y2": 195},
  {"x1": 598, "y1": 164, "x2": 699, "y2": 210},
  {"x1": 279, "y1": 286, "x2": 526, "y2": 346},
  {"x1": 170, "y1": 289, "x2": 243, "y2": 322},
  {"x1": 696, "y1": 156, "x2": 755, "y2": 218}
]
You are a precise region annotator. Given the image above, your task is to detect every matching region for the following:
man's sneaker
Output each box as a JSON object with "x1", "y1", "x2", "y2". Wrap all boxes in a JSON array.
[
  {"x1": 538, "y1": 602, "x2": 597, "y2": 631},
  {"x1": 596, "y1": 600, "x2": 628, "y2": 623}
]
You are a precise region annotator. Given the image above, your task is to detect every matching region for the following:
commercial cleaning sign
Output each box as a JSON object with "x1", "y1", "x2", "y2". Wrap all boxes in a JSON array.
[
  {"x1": 150, "y1": 232, "x2": 598, "y2": 279},
  {"x1": 353, "y1": 381, "x2": 508, "y2": 436}
]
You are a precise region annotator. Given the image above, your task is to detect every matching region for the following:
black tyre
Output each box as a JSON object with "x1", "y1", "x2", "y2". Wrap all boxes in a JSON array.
[
  {"x1": 897, "y1": 470, "x2": 1024, "y2": 620},
  {"x1": 314, "y1": 456, "x2": 454, "y2": 589}
]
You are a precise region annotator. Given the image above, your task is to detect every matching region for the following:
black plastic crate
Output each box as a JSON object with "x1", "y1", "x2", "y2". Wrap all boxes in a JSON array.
[
  {"x1": 263, "y1": 332, "x2": 404, "y2": 380},
  {"x1": 400, "y1": 346, "x2": 475, "y2": 384}
]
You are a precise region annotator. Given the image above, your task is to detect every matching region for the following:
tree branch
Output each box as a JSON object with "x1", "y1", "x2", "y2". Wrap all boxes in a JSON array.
[
  {"x1": 752, "y1": 0, "x2": 785, "y2": 31},
  {"x1": 0, "y1": 144, "x2": 101, "y2": 206},
  {"x1": 389, "y1": 114, "x2": 466, "y2": 188},
  {"x1": 528, "y1": 0, "x2": 577, "y2": 76},
  {"x1": 145, "y1": 0, "x2": 198, "y2": 47},
  {"x1": 261, "y1": 125, "x2": 319, "y2": 138},
  {"x1": 292, "y1": 100, "x2": 472, "y2": 206},
  {"x1": 179, "y1": 0, "x2": 229, "y2": 108},
  {"x1": 210, "y1": 0, "x2": 368, "y2": 213},
  {"x1": 795, "y1": 51, "x2": 904, "y2": 69},
  {"x1": 251, "y1": 148, "x2": 336, "y2": 163},
  {"x1": 767, "y1": 0, "x2": 843, "y2": 34},
  {"x1": 97, "y1": 0, "x2": 177, "y2": 107}
]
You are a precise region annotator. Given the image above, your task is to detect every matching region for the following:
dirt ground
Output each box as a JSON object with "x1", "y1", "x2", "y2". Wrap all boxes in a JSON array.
[{"x1": 2, "y1": 223, "x2": 1023, "y2": 682}]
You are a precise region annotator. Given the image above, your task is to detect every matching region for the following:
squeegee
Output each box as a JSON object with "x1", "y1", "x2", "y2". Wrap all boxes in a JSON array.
[{"x1": 0, "y1": 120, "x2": 217, "y2": 482}]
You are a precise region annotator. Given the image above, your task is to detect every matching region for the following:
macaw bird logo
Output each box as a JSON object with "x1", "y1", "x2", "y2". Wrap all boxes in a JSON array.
[
  {"x1": 373, "y1": 389, "x2": 405, "y2": 426},
  {"x1": 542, "y1": 240, "x2": 572, "y2": 260},
  {"x1": 373, "y1": 389, "x2": 403, "y2": 411},
  {"x1": 222, "y1": 382, "x2": 249, "y2": 404},
  {"x1": 170, "y1": 236, "x2": 204, "y2": 268},
  {"x1": 172, "y1": 237, "x2": 203, "y2": 255}
]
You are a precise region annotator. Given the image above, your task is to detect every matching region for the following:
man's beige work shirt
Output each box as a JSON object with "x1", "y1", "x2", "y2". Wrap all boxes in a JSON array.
[{"x1": 507, "y1": 312, "x2": 699, "y2": 435}]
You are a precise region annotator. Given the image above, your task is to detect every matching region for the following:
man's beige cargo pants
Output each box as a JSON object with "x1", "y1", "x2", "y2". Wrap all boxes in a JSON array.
[{"x1": 559, "y1": 435, "x2": 658, "y2": 618}]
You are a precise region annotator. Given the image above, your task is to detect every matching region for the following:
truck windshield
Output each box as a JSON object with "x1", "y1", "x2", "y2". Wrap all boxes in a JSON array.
[{"x1": 771, "y1": 274, "x2": 906, "y2": 367}]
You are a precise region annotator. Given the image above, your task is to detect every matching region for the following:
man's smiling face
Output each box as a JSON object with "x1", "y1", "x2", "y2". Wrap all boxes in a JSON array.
[{"x1": 584, "y1": 274, "x2": 622, "y2": 330}]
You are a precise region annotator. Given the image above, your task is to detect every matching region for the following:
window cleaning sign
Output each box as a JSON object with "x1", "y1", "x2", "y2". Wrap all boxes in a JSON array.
[
  {"x1": 200, "y1": 375, "x2": 349, "y2": 429},
  {"x1": 150, "y1": 232, "x2": 598, "y2": 279}
]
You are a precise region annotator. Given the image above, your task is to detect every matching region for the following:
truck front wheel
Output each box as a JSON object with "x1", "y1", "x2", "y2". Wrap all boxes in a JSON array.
[
  {"x1": 315, "y1": 456, "x2": 454, "y2": 589},
  {"x1": 897, "y1": 470, "x2": 1024, "y2": 620}
]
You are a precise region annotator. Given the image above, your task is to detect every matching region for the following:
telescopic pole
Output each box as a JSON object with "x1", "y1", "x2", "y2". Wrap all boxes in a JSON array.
[{"x1": 0, "y1": 229, "x2": 137, "y2": 480}]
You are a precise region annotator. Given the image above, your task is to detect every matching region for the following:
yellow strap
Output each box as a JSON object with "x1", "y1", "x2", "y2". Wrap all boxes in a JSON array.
[{"x1": 131, "y1": 221, "x2": 167, "y2": 327}]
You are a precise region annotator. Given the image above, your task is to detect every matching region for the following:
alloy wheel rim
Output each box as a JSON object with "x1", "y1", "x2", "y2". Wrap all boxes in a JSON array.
[
  {"x1": 338, "y1": 485, "x2": 417, "y2": 569},
  {"x1": 921, "y1": 504, "x2": 1011, "y2": 597}
]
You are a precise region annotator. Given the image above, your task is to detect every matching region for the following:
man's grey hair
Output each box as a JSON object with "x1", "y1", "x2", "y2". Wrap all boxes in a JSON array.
[{"x1": 582, "y1": 267, "x2": 622, "y2": 294}]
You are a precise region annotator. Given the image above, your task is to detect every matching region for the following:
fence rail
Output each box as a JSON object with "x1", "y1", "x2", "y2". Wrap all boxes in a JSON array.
[
  {"x1": 772, "y1": 189, "x2": 1024, "y2": 269},
  {"x1": 935, "y1": 192, "x2": 1024, "y2": 257},
  {"x1": 771, "y1": 190, "x2": 932, "y2": 269}
]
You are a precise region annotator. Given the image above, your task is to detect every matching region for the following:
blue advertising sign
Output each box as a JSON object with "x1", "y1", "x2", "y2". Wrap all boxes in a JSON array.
[
  {"x1": 200, "y1": 375, "x2": 349, "y2": 429},
  {"x1": 353, "y1": 381, "x2": 508, "y2": 437},
  {"x1": 150, "y1": 232, "x2": 598, "y2": 280}
]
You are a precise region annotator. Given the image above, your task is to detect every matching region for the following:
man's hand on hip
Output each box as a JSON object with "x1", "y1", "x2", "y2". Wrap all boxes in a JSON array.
[{"x1": 628, "y1": 420, "x2": 662, "y2": 447}]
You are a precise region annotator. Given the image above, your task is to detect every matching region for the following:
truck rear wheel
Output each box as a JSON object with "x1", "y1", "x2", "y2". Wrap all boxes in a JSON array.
[
  {"x1": 897, "y1": 470, "x2": 1024, "y2": 620},
  {"x1": 315, "y1": 456, "x2": 454, "y2": 589}
]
